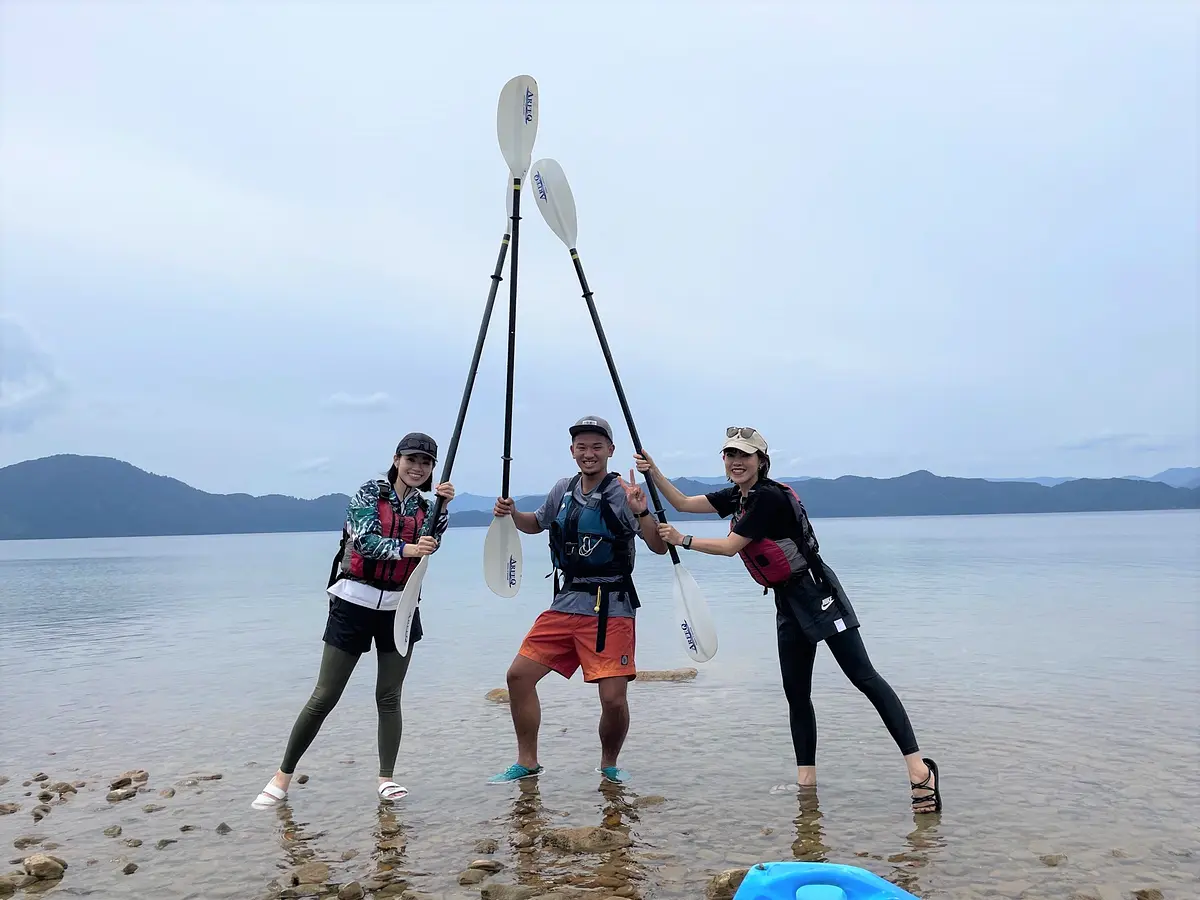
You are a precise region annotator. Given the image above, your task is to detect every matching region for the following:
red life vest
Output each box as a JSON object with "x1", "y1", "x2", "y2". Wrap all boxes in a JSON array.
[
  {"x1": 341, "y1": 480, "x2": 427, "y2": 590},
  {"x1": 732, "y1": 480, "x2": 822, "y2": 590}
]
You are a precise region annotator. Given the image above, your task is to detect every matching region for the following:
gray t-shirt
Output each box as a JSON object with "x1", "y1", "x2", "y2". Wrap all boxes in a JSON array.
[{"x1": 534, "y1": 474, "x2": 647, "y2": 618}]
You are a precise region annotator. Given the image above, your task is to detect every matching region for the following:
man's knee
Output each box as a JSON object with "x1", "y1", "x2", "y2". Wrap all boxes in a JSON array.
[
  {"x1": 507, "y1": 655, "x2": 549, "y2": 692},
  {"x1": 597, "y1": 679, "x2": 628, "y2": 715}
]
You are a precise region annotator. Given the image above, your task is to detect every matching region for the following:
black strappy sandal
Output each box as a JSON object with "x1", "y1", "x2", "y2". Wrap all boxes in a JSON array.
[{"x1": 910, "y1": 756, "x2": 942, "y2": 813}]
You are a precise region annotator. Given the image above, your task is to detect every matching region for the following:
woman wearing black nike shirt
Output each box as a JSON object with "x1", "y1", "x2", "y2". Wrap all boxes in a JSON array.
[{"x1": 634, "y1": 426, "x2": 941, "y2": 814}]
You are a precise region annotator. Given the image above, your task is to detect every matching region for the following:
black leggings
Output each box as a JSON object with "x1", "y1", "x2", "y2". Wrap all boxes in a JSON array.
[{"x1": 777, "y1": 613, "x2": 919, "y2": 766}]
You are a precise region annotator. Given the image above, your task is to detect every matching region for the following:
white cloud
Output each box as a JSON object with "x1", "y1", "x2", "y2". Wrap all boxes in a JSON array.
[
  {"x1": 0, "y1": 315, "x2": 67, "y2": 433},
  {"x1": 323, "y1": 392, "x2": 391, "y2": 411},
  {"x1": 292, "y1": 456, "x2": 332, "y2": 474}
]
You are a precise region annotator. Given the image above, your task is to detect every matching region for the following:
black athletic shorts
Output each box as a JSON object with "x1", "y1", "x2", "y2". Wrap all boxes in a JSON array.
[
  {"x1": 322, "y1": 596, "x2": 423, "y2": 655},
  {"x1": 772, "y1": 561, "x2": 860, "y2": 644}
]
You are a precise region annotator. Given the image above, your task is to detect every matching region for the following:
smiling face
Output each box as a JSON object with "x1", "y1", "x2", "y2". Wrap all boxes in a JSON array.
[
  {"x1": 570, "y1": 431, "x2": 613, "y2": 477},
  {"x1": 394, "y1": 451, "x2": 434, "y2": 489},
  {"x1": 723, "y1": 447, "x2": 760, "y2": 487}
]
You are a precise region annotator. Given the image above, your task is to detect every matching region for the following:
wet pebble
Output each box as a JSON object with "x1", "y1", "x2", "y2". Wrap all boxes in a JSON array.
[
  {"x1": 159, "y1": 788, "x2": 176, "y2": 798},
  {"x1": 155, "y1": 839, "x2": 177, "y2": 849},
  {"x1": 215, "y1": 822, "x2": 232, "y2": 835},
  {"x1": 106, "y1": 787, "x2": 137, "y2": 803},
  {"x1": 31, "y1": 774, "x2": 48, "y2": 783},
  {"x1": 142, "y1": 803, "x2": 165, "y2": 813},
  {"x1": 297, "y1": 775, "x2": 310, "y2": 784},
  {"x1": 12, "y1": 837, "x2": 43, "y2": 851},
  {"x1": 1039, "y1": 853, "x2": 1068, "y2": 867},
  {"x1": 103, "y1": 826, "x2": 122, "y2": 838},
  {"x1": 705, "y1": 868, "x2": 749, "y2": 900},
  {"x1": 30, "y1": 805, "x2": 51, "y2": 822},
  {"x1": 124, "y1": 839, "x2": 143, "y2": 848},
  {"x1": 180, "y1": 824, "x2": 199, "y2": 832},
  {"x1": 0, "y1": 805, "x2": 18, "y2": 817},
  {"x1": 338, "y1": 883, "x2": 365, "y2": 900},
  {"x1": 458, "y1": 868, "x2": 487, "y2": 885},
  {"x1": 475, "y1": 839, "x2": 499, "y2": 854},
  {"x1": 480, "y1": 886, "x2": 539, "y2": 900},
  {"x1": 122, "y1": 862, "x2": 138, "y2": 875}
]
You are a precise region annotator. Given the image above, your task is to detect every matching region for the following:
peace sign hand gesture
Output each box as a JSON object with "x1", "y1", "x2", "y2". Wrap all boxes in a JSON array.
[{"x1": 617, "y1": 469, "x2": 649, "y2": 516}]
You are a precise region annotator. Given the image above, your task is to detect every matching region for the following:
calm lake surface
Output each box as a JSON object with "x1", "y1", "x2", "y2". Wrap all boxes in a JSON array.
[{"x1": 1, "y1": 510, "x2": 1197, "y2": 900}]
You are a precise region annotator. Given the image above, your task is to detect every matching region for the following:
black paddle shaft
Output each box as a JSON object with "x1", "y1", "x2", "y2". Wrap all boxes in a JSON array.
[
  {"x1": 568, "y1": 248, "x2": 683, "y2": 566},
  {"x1": 500, "y1": 178, "x2": 522, "y2": 500},
  {"x1": 428, "y1": 231, "x2": 511, "y2": 528}
]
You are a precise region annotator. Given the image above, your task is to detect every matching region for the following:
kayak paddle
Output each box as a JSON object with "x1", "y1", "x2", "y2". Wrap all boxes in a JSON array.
[
  {"x1": 527, "y1": 157, "x2": 719, "y2": 663},
  {"x1": 484, "y1": 74, "x2": 538, "y2": 599},
  {"x1": 395, "y1": 184, "x2": 514, "y2": 655}
]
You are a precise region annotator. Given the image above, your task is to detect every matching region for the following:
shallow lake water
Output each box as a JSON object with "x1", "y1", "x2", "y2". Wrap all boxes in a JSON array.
[{"x1": 2, "y1": 510, "x2": 1197, "y2": 899}]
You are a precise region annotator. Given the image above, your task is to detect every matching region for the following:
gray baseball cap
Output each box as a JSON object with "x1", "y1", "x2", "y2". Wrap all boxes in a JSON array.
[{"x1": 569, "y1": 415, "x2": 613, "y2": 442}]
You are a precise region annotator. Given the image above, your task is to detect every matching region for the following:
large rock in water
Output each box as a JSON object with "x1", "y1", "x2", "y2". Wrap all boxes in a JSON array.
[
  {"x1": 542, "y1": 826, "x2": 631, "y2": 853},
  {"x1": 706, "y1": 868, "x2": 749, "y2": 900},
  {"x1": 23, "y1": 854, "x2": 66, "y2": 880},
  {"x1": 292, "y1": 862, "x2": 329, "y2": 885},
  {"x1": 635, "y1": 668, "x2": 698, "y2": 682}
]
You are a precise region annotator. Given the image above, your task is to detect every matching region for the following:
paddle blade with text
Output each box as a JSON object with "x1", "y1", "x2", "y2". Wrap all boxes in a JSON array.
[
  {"x1": 395, "y1": 555, "x2": 428, "y2": 657},
  {"x1": 497, "y1": 75, "x2": 539, "y2": 178},
  {"x1": 484, "y1": 515, "x2": 522, "y2": 598},
  {"x1": 672, "y1": 563, "x2": 718, "y2": 662},
  {"x1": 529, "y1": 157, "x2": 579, "y2": 248}
]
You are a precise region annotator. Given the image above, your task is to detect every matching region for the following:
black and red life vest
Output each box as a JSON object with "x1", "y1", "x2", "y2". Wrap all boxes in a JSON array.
[
  {"x1": 731, "y1": 479, "x2": 826, "y2": 592},
  {"x1": 328, "y1": 480, "x2": 427, "y2": 592}
]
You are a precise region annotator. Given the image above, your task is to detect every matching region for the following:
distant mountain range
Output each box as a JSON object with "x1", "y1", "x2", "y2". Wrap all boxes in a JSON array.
[{"x1": 0, "y1": 455, "x2": 1196, "y2": 541}]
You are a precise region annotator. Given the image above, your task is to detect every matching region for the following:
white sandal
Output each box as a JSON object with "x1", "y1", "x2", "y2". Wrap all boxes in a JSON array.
[
  {"x1": 378, "y1": 781, "x2": 408, "y2": 802},
  {"x1": 251, "y1": 780, "x2": 288, "y2": 810}
]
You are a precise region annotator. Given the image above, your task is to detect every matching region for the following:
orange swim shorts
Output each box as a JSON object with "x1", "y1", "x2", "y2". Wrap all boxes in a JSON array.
[{"x1": 517, "y1": 610, "x2": 637, "y2": 682}]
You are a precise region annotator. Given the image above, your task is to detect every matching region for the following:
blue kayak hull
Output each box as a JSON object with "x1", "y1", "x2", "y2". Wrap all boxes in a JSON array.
[{"x1": 732, "y1": 861, "x2": 919, "y2": 900}]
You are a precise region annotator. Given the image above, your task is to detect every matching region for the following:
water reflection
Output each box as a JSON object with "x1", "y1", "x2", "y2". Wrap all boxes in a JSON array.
[
  {"x1": 497, "y1": 776, "x2": 648, "y2": 897},
  {"x1": 886, "y1": 813, "x2": 946, "y2": 897},
  {"x1": 508, "y1": 777, "x2": 552, "y2": 888},
  {"x1": 790, "y1": 787, "x2": 829, "y2": 863}
]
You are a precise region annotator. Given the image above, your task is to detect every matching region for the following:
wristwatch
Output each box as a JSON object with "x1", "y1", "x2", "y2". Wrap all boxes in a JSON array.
[
  {"x1": 635, "y1": 508, "x2": 649, "y2": 518},
  {"x1": 682, "y1": 534, "x2": 693, "y2": 549}
]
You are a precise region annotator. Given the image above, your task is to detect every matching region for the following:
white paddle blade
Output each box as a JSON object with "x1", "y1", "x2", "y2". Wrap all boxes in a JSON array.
[
  {"x1": 483, "y1": 514, "x2": 523, "y2": 598},
  {"x1": 497, "y1": 75, "x2": 538, "y2": 178},
  {"x1": 672, "y1": 563, "x2": 718, "y2": 662},
  {"x1": 395, "y1": 556, "x2": 428, "y2": 657},
  {"x1": 530, "y1": 157, "x2": 578, "y2": 248}
]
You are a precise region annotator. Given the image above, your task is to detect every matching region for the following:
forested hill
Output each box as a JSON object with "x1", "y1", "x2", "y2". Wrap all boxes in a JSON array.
[{"x1": 0, "y1": 454, "x2": 1196, "y2": 540}]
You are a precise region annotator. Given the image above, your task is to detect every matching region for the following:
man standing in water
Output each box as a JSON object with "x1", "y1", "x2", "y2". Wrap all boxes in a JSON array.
[{"x1": 487, "y1": 415, "x2": 668, "y2": 785}]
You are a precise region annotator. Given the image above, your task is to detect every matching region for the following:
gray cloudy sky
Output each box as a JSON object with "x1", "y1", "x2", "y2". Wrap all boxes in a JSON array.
[{"x1": 1, "y1": 0, "x2": 1195, "y2": 498}]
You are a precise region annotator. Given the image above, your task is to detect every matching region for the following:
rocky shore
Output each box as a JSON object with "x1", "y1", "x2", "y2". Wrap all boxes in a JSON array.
[
  {"x1": 0, "y1": 757, "x2": 764, "y2": 900},
  {"x1": 0, "y1": 697, "x2": 1188, "y2": 900}
]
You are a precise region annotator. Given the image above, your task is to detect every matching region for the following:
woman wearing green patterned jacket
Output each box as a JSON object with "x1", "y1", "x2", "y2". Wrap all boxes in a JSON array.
[{"x1": 251, "y1": 432, "x2": 454, "y2": 809}]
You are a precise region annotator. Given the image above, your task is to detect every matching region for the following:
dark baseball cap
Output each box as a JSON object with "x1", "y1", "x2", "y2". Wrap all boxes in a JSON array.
[
  {"x1": 395, "y1": 432, "x2": 438, "y2": 461},
  {"x1": 569, "y1": 415, "x2": 613, "y2": 442}
]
